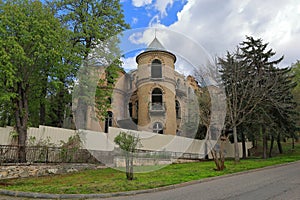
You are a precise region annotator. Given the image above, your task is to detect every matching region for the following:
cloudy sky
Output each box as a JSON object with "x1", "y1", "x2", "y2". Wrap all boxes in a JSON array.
[{"x1": 119, "y1": 0, "x2": 300, "y2": 71}]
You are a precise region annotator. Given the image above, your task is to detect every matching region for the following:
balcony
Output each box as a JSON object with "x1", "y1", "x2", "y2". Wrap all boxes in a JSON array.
[{"x1": 149, "y1": 102, "x2": 166, "y2": 116}]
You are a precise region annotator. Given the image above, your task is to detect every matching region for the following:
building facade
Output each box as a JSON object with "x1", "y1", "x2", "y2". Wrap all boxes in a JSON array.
[{"x1": 93, "y1": 37, "x2": 202, "y2": 136}]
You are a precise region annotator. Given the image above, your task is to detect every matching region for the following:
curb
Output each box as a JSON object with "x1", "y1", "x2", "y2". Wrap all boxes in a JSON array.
[{"x1": 1, "y1": 160, "x2": 299, "y2": 199}]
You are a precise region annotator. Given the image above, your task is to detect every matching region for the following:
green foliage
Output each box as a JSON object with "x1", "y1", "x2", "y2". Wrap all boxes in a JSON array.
[
  {"x1": 219, "y1": 36, "x2": 297, "y2": 160},
  {"x1": 0, "y1": 0, "x2": 129, "y2": 150},
  {"x1": 50, "y1": 0, "x2": 129, "y2": 129},
  {"x1": 291, "y1": 61, "x2": 300, "y2": 132},
  {"x1": 114, "y1": 131, "x2": 141, "y2": 180},
  {"x1": 52, "y1": 0, "x2": 130, "y2": 59},
  {"x1": 27, "y1": 136, "x2": 55, "y2": 147},
  {"x1": 60, "y1": 134, "x2": 82, "y2": 162},
  {"x1": 114, "y1": 131, "x2": 141, "y2": 153},
  {"x1": 95, "y1": 63, "x2": 123, "y2": 120},
  {"x1": 0, "y1": 0, "x2": 76, "y2": 161}
]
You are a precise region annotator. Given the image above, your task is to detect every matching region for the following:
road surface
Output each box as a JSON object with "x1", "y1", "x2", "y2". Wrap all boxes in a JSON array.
[{"x1": 101, "y1": 161, "x2": 300, "y2": 200}]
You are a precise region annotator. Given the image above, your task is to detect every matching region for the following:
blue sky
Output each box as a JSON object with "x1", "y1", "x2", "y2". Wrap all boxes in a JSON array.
[
  {"x1": 119, "y1": 0, "x2": 300, "y2": 72},
  {"x1": 121, "y1": 0, "x2": 187, "y2": 28}
]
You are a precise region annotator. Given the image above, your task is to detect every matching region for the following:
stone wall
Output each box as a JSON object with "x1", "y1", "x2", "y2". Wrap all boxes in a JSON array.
[
  {"x1": 0, "y1": 163, "x2": 105, "y2": 180},
  {"x1": 114, "y1": 157, "x2": 172, "y2": 167}
]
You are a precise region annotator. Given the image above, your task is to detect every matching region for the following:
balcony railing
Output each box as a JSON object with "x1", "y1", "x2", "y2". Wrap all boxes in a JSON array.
[{"x1": 149, "y1": 102, "x2": 166, "y2": 115}]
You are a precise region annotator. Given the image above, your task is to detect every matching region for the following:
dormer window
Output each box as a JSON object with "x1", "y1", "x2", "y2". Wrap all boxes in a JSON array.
[{"x1": 151, "y1": 59, "x2": 162, "y2": 78}]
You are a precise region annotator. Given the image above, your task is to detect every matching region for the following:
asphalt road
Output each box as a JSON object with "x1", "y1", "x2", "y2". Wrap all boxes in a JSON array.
[
  {"x1": 0, "y1": 161, "x2": 299, "y2": 200},
  {"x1": 101, "y1": 161, "x2": 300, "y2": 200}
]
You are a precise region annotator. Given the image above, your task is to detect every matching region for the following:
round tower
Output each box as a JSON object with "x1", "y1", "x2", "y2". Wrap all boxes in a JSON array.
[{"x1": 135, "y1": 38, "x2": 177, "y2": 135}]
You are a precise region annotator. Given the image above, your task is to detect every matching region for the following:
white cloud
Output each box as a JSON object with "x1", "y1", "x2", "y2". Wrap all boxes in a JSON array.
[
  {"x1": 155, "y1": 0, "x2": 174, "y2": 16},
  {"x1": 121, "y1": 56, "x2": 138, "y2": 71},
  {"x1": 128, "y1": 32, "x2": 144, "y2": 44},
  {"x1": 169, "y1": 0, "x2": 300, "y2": 66},
  {"x1": 132, "y1": 0, "x2": 175, "y2": 16},
  {"x1": 149, "y1": 14, "x2": 161, "y2": 26},
  {"x1": 132, "y1": 0, "x2": 152, "y2": 7}
]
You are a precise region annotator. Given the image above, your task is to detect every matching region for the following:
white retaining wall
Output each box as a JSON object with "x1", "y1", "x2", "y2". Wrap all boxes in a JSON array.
[
  {"x1": 0, "y1": 126, "x2": 252, "y2": 158},
  {"x1": 0, "y1": 126, "x2": 76, "y2": 146}
]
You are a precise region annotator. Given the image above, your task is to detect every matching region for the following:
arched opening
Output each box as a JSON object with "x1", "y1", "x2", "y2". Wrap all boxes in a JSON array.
[
  {"x1": 176, "y1": 79, "x2": 180, "y2": 88},
  {"x1": 151, "y1": 88, "x2": 163, "y2": 110},
  {"x1": 104, "y1": 111, "x2": 113, "y2": 133},
  {"x1": 128, "y1": 102, "x2": 133, "y2": 118},
  {"x1": 153, "y1": 122, "x2": 163, "y2": 134},
  {"x1": 175, "y1": 100, "x2": 181, "y2": 119},
  {"x1": 151, "y1": 59, "x2": 162, "y2": 78},
  {"x1": 107, "y1": 97, "x2": 112, "y2": 105},
  {"x1": 135, "y1": 101, "x2": 139, "y2": 120}
]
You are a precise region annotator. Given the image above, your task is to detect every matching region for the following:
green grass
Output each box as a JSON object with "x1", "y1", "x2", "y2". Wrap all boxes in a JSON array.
[{"x1": 0, "y1": 142, "x2": 300, "y2": 194}]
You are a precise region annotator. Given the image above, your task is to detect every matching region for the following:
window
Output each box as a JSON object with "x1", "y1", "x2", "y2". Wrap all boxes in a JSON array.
[
  {"x1": 107, "y1": 98, "x2": 112, "y2": 105},
  {"x1": 151, "y1": 59, "x2": 162, "y2": 78},
  {"x1": 175, "y1": 100, "x2": 181, "y2": 119},
  {"x1": 135, "y1": 101, "x2": 139, "y2": 119},
  {"x1": 153, "y1": 122, "x2": 163, "y2": 134},
  {"x1": 104, "y1": 111, "x2": 113, "y2": 133},
  {"x1": 128, "y1": 102, "x2": 133, "y2": 118},
  {"x1": 176, "y1": 79, "x2": 180, "y2": 88},
  {"x1": 151, "y1": 88, "x2": 163, "y2": 110}
]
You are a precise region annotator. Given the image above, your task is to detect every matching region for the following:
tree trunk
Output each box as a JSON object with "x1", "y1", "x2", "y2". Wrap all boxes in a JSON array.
[
  {"x1": 15, "y1": 83, "x2": 29, "y2": 163},
  {"x1": 277, "y1": 133, "x2": 283, "y2": 154},
  {"x1": 269, "y1": 135, "x2": 274, "y2": 158},
  {"x1": 241, "y1": 131, "x2": 246, "y2": 159},
  {"x1": 39, "y1": 83, "x2": 47, "y2": 125},
  {"x1": 125, "y1": 155, "x2": 134, "y2": 180},
  {"x1": 129, "y1": 156, "x2": 134, "y2": 180},
  {"x1": 262, "y1": 126, "x2": 268, "y2": 159},
  {"x1": 204, "y1": 142, "x2": 209, "y2": 160},
  {"x1": 233, "y1": 126, "x2": 240, "y2": 162},
  {"x1": 56, "y1": 89, "x2": 64, "y2": 127},
  {"x1": 40, "y1": 99, "x2": 46, "y2": 126}
]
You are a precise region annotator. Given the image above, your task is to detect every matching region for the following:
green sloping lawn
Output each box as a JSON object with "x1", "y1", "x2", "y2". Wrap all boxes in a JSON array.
[{"x1": 0, "y1": 142, "x2": 299, "y2": 194}]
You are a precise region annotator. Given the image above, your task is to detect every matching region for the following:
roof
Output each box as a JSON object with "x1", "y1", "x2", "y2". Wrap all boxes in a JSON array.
[
  {"x1": 136, "y1": 37, "x2": 176, "y2": 63},
  {"x1": 146, "y1": 37, "x2": 166, "y2": 51}
]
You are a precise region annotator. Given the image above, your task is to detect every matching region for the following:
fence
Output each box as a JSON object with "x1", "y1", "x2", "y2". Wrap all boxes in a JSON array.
[{"x1": 0, "y1": 145, "x2": 99, "y2": 164}]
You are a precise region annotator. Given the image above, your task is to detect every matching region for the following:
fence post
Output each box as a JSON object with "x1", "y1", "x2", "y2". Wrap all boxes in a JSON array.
[{"x1": 46, "y1": 147, "x2": 49, "y2": 163}]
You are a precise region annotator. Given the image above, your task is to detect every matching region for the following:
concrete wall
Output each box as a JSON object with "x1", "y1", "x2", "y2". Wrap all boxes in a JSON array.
[
  {"x1": 0, "y1": 126, "x2": 252, "y2": 159},
  {"x1": 0, "y1": 126, "x2": 76, "y2": 146}
]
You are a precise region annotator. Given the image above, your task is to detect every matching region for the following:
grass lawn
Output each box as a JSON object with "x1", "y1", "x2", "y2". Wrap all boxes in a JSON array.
[{"x1": 0, "y1": 141, "x2": 299, "y2": 194}]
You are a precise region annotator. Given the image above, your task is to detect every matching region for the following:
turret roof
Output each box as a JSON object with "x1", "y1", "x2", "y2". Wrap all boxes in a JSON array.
[
  {"x1": 136, "y1": 36, "x2": 176, "y2": 63},
  {"x1": 146, "y1": 37, "x2": 165, "y2": 51}
]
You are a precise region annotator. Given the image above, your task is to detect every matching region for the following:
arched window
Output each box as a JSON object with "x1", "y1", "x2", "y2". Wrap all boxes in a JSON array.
[
  {"x1": 151, "y1": 88, "x2": 163, "y2": 110},
  {"x1": 128, "y1": 102, "x2": 133, "y2": 118},
  {"x1": 153, "y1": 122, "x2": 163, "y2": 134},
  {"x1": 175, "y1": 100, "x2": 181, "y2": 119},
  {"x1": 135, "y1": 101, "x2": 139, "y2": 118},
  {"x1": 107, "y1": 97, "x2": 112, "y2": 105},
  {"x1": 176, "y1": 79, "x2": 181, "y2": 88},
  {"x1": 151, "y1": 59, "x2": 162, "y2": 78},
  {"x1": 104, "y1": 111, "x2": 113, "y2": 133}
]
